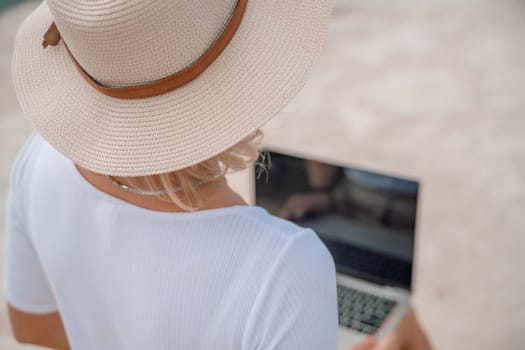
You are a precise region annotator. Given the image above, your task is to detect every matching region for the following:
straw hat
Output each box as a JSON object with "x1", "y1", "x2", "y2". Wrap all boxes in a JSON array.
[{"x1": 12, "y1": 0, "x2": 331, "y2": 176}]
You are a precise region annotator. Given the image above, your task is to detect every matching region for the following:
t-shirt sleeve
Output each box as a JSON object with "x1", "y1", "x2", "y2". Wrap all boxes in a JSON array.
[
  {"x1": 4, "y1": 133, "x2": 58, "y2": 314},
  {"x1": 243, "y1": 228, "x2": 338, "y2": 350}
]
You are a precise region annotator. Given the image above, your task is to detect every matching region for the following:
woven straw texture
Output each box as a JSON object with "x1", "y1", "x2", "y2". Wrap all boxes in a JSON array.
[{"x1": 12, "y1": 0, "x2": 330, "y2": 176}]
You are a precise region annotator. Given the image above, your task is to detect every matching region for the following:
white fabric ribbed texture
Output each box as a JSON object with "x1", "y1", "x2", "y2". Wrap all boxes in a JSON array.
[{"x1": 4, "y1": 132, "x2": 338, "y2": 350}]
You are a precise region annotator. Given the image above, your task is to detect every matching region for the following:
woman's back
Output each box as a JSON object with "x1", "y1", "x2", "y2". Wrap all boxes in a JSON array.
[{"x1": 5, "y1": 133, "x2": 338, "y2": 349}]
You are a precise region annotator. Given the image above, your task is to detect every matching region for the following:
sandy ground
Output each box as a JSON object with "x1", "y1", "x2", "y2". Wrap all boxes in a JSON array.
[{"x1": 1, "y1": 0, "x2": 524, "y2": 349}]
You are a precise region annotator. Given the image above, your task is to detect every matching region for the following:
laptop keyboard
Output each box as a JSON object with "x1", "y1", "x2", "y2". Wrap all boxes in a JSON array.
[
  {"x1": 320, "y1": 236, "x2": 412, "y2": 289},
  {"x1": 337, "y1": 284, "x2": 396, "y2": 334}
]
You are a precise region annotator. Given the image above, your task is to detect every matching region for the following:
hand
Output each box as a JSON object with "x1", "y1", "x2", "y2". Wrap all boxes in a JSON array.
[
  {"x1": 278, "y1": 192, "x2": 331, "y2": 220},
  {"x1": 351, "y1": 334, "x2": 403, "y2": 350},
  {"x1": 350, "y1": 307, "x2": 432, "y2": 350}
]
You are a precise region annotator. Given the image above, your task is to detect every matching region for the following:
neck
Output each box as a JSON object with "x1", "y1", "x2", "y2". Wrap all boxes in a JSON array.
[{"x1": 75, "y1": 164, "x2": 248, "y2": 213}]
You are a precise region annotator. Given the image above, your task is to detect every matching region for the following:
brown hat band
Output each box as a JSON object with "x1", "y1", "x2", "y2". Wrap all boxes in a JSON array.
[{"x1": 42, "y1": 0, "x2": 247, "y2": 99}]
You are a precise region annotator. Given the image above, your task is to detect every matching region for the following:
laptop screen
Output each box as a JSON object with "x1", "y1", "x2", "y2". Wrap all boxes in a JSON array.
[{"x1": 255, "y1": 150, "x2": 419, "y2": 291}]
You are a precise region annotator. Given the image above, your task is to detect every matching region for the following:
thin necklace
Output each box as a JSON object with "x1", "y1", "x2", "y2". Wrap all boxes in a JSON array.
[{"x1": 105, "y1": 174, "x2": 221, "y2": 196}]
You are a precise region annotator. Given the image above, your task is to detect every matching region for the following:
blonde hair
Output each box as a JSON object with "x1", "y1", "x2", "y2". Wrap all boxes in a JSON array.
[{"x1": 114, "y1": 129, "x2": 263, "y2": 211}]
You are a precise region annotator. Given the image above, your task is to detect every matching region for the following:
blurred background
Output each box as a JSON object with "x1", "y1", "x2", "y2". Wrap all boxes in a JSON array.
[{"x1": 1, "y1": 0, "x2": 524, "y2": 349}]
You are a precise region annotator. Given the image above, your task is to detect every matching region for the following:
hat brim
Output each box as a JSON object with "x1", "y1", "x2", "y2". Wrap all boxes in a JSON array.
[{"x1": 12, "y1": 0, "x2": 330, "y2": 176}]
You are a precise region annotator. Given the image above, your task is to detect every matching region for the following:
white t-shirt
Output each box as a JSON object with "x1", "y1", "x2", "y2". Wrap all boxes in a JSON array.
[{"x1": 4, "y1": 132, "x2": 338, "y2": 350}]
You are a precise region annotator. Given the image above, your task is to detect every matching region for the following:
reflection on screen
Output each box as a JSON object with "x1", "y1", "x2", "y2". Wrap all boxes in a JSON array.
[{"x1": 255, "y1": 151, "x2": 419, "y2": 290}]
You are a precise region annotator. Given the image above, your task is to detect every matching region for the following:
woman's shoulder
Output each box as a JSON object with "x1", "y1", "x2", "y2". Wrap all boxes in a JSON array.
[
  {"x1": 235, "y1": 206, "x2": 335, "y2": 267},
  {"x1": 235, "y1": 206, "x2": 318, "y2": 242},
  {"x1": 239, "y1": 208, "x2": 338, "y2": 350},
  {"x1": 236, "y1": 205, "x2": 308, "y2": 236}
]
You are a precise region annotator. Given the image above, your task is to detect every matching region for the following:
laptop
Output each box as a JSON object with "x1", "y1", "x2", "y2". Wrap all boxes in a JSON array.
[{"x1": 254, "y1": 149, "x2": 419, "y2": 349}]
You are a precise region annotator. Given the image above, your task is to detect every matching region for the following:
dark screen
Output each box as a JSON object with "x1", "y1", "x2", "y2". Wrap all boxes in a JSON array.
[{"x1": 255, "y1": 150, "x2": 419, "y2": 290}]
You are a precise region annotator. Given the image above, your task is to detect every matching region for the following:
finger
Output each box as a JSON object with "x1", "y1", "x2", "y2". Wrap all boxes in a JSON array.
[
  {"x1": 374, "y1": 333, "x2": 402, "y2": 350},
  {"x1": 350, "y1": 335, "x2": 376, "y2": 350}
]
